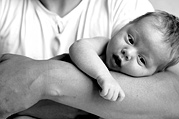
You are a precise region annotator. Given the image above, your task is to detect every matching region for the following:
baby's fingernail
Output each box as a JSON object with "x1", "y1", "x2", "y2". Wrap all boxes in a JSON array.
[
  {"x1": 119, "y1": 97, "x2": 124, "y2": 101},
  {"x1": 119, "y1": 94, "x2": 125, "y2": 101}
]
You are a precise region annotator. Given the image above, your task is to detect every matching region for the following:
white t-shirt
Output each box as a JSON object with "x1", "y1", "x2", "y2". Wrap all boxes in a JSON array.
[{"x1": 0, "y1": 0, "x2": 154, "y2": 59}]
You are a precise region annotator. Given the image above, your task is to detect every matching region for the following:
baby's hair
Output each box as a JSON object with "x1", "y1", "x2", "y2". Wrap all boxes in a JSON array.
[{"x1": 132, "y1": 10, "x2": 179, "y2": 72}]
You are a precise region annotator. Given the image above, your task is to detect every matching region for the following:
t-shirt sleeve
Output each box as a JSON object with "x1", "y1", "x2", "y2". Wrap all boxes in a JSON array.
[
  {"x1": 108, "y1": 0, "x2": 154, "y2": 37},
  {"x1": 0, "y1": 0, "x2": 11, "y2": 29},
  {"x1": 0, "y1": 0, "x2": 24, "y2": 33}
]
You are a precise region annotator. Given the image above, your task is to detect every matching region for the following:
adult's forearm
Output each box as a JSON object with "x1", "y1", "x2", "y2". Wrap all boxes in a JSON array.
[{"x1": 44, "y1": 59, "x2": 179, "y2": 119}]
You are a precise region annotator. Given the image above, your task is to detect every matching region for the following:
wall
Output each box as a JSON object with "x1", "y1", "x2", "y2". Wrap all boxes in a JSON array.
[{"x1": 149, "y1": 0, "x2": 179, "y2": 17}]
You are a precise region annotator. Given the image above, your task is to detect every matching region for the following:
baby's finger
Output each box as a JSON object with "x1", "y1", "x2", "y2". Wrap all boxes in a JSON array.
[
  {"x1": 118, "y1": 89, "x2": 125, "y2": 101},
  {"x1": 100, "y1": 87, "x2": 109, "y2": 97},
  {"x1": 103, "y1": 89, "x2": 113, "y2": 101},
  {"x1": 111, "y1": 90, "x2": 119, "y2": 101}
]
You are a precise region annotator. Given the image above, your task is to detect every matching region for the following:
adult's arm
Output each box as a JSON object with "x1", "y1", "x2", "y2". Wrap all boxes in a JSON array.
[
  {"x1": 42, "y1": 56, "x2": 179, "y2": 119},
  {"x1": 0, "y1": 54, "x2": 48, "y2": 119},
  {"x1": 0, "y1": 54, "x2": 179, "y2": 119}
]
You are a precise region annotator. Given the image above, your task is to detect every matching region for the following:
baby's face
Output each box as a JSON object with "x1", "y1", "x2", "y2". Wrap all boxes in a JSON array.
[{"x1": 106, "y1": 17, "x2": 171, "y2": 76}]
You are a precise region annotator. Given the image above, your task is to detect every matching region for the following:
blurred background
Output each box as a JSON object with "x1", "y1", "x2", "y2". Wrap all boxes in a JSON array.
[{"x1": 149, "y1": 0, "x2": 179, "y2": 17}]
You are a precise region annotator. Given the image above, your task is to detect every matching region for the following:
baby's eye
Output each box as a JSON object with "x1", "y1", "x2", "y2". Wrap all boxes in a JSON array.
[
  {"x1": 128, "y1": 34, "x2": 134, "y2": 45},
  {"x1": 138, "y1": 55, "x2": 146, "y2": 66}
]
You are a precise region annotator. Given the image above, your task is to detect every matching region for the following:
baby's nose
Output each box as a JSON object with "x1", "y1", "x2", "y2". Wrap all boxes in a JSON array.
[{"x1": 121, "y1": 48, "x2": 132, "y2": 61}]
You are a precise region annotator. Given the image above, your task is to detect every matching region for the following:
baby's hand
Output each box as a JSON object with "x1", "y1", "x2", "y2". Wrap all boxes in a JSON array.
[{"x1": 97, "y1": 76, "x2": 125, "y2": 101}]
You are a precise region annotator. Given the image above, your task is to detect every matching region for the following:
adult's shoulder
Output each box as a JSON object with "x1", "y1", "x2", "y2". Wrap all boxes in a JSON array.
[
  {"x1": 0, "y1": 0, "x2": 36, "y2": 32},
  {"x1": 107, "y1": 0, "x2": 154, "y2": 13},
  {"x1": 107, "y1": 0, "x2": 154, "y2": 37}
]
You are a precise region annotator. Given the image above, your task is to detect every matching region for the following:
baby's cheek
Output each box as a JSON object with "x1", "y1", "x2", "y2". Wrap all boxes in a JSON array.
[{"x1": 121, "y1": 66, "x2": 144, "y2": 76}]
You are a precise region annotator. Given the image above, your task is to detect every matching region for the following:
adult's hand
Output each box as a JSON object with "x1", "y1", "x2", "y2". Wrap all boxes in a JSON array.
[{"x1": 0, "y1": 54, "x2": 44, "y2": 118}]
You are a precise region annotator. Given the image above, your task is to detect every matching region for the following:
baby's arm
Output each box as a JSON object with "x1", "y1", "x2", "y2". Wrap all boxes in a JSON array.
[{"x1": 69, "y1": 37, "x2": 125, "y2": 101}]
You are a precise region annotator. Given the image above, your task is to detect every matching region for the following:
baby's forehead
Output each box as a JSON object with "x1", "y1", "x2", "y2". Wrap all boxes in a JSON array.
[
  {"x1": 134, "y1": 15, "x2": 164, "y2": 30},
  {"x1": 131, "y1": 18, "x2": 171, "y2": 67}
]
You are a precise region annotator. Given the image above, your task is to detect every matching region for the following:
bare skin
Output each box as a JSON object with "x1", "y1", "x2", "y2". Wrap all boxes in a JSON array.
[
  {"x1": 0, "y1": 1, "x2": 179, "y2": 118},
  {"x1": 0, "y1": 54, "x2": 179, "y2": 119},
  {"x1": 39, "y1": 0, "x2": 82, "y2": 17}
]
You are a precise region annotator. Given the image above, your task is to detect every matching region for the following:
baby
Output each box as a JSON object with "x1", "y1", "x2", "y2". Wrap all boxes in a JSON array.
[{"x1": 69, "y1": 11, "x2": 179, "y2": 101}]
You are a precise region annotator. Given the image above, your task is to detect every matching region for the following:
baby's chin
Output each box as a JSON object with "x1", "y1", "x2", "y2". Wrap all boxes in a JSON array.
[
  {"x1": 108, "y1": 65, "x2": 153, "y2": 77},
  {"x1": 107, "y1": 65, "x2": 122, "y2": 73},
  {"x1": 122, "y1": 71, "x2": 152, "y2": 77}
]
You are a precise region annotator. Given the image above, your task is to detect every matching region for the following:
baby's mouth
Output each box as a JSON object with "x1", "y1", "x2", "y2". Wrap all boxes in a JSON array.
[{"x1": 112, "y1": 54, "x2": 121, "y2": 68}]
